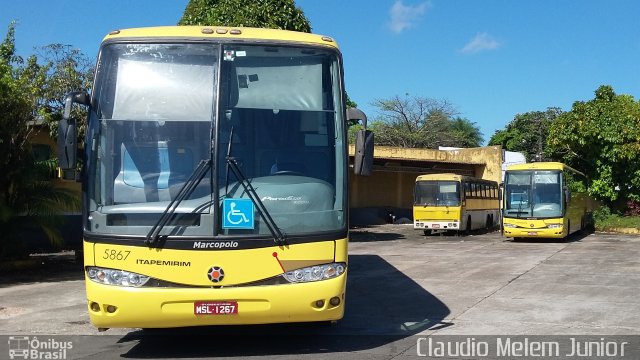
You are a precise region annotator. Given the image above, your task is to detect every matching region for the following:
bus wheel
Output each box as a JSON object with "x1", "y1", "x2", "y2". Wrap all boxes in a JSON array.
[
  {"x1": 423, "y1": 229, "x2": 432, "y2": 236},
  {"x1": 486, "y1": 215, "x2": 492, "y2": 231},
  {"x1": 464, "y1": 216, "x2": 471, "y2": 235},
  {"x1": 585, "y1": 213, "x2": 596, "y2": 233}
]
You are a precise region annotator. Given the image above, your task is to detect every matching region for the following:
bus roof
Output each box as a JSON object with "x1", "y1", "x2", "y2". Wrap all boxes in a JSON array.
[
  {"x1": 416, "y1": 173, "x2": 463, "y2": 182},
  {"x1": 415, "y1": 173, "x2": 498, "y2": 185},
  {"x1": 505, "y1": 162, "x2": 585, "y2": 176},
  {"x1": 102, "y1": 26, "x2": 339, "y2": 49}
]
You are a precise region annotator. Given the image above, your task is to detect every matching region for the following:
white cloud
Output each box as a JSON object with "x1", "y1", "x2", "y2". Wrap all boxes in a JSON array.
[
  {"x1": 461, "y1": 32, "x2": 502, "y2": 54},
  {"x1": 388, "y1": 0, "x2": 431, "y2": 34}
]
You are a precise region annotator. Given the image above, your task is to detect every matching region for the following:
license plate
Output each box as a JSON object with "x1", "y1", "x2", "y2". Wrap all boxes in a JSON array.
[
  {"x1": 432, "y1": 224, "x2": 440, "y2": 229},
  {"x1": 194, "y1": 301, "x2": 238, "y2": 315},
  {"x1": 527, "y1": 232, "x2": 538, "y2": 236}
]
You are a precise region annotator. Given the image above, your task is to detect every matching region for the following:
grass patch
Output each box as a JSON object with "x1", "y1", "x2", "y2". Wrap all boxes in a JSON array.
[{"x1": 594, "y1": 207, "x2": 640, "y2": 231}]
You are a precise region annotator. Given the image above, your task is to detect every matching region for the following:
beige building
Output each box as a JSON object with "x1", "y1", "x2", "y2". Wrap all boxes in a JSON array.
[{"x1": 348, "y1": 145, "x2": 503, "y2": 223}]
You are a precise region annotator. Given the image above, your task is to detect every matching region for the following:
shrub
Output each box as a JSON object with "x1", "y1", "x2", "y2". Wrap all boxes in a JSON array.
[{"x1": 593, "y1": 206, "x2": 612, "y2": 224}]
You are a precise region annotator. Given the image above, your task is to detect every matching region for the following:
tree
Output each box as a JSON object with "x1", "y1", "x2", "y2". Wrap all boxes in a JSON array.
[
  {"x1": 1, "y1": 24, "x2": 34, "y2": 225},
  {"x1": 369, "y1": 94, "x2": 482, "y2": 148},
  {"x1": 488, "y1": 107, "x2": 562, "y2": 161},
  {"x1": 450, "y1": 117, "x2": 483, "y2": 148},
  {"x1": 35, "y1": 44, "x2": 94, "y2": 139},
  {"x1": 547, "y1": 85, "x2": 640, "y2": 207},
  {"x1": 179, "y1": 0, "x2": 311, "y2": 32},
  {"x1": 0, "y1": 23, "x2": 79, "y2": 258}
]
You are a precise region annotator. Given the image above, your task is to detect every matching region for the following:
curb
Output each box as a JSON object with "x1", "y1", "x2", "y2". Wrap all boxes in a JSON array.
[{"x1": 599, "y1": 227, "x2": 640, "y2": 235}]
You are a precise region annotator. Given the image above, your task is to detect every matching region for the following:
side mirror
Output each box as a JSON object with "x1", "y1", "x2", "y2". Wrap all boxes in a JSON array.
[
  {"x1": 347, "y1": 108, "x2": 374, "y2": 176},
  {"x1": 564, "y1": 187, "x2": 571, "y2": 204},
  {"x1": 57, "y1": 91, "x2": 89, "y2": 170},
  {"x1": 57, "y1": 117, "x2": 77, "y2": 170}
]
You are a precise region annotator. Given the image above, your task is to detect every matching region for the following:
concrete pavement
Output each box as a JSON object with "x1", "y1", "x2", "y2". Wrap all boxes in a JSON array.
[{"x1": 1, "y1": 226, "x2": 639, "y2": 338}]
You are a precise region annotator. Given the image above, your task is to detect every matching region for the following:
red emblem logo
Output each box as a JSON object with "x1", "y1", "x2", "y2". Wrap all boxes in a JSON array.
[{"x1": 207, "y1": 266, "x2": 225, "y2": 283}]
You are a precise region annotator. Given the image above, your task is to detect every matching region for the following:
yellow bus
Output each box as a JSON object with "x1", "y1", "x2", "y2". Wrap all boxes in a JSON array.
[
  {"x1": 57, "y1": 26, "x2": 372, "y2": 330},
  {"x1": 502, "y1": 162, "x2": 594, "y2": 240},
  {"x1": 413, "y1": 174, "x2": 500, "y2": 235}
]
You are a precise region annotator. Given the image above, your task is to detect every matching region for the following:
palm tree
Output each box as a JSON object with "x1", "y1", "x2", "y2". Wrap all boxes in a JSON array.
[
  {"x1": 1, "y1": 23, "x2": 81, "y2": 258},
  {"x1": 0, "y1": 154, "x2": 79, "y2": 258}
]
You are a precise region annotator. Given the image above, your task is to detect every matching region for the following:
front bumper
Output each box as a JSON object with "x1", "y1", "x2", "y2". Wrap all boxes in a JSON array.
[
  {"x1": 503, "y1": 226, "x2": 565, "y2": 239},
  {"x1": 86, "y1": 275, "x2": 346, "y2": 328},
  {"x1": 414, "y1": 220, "x2": 460, "y2": 231}
]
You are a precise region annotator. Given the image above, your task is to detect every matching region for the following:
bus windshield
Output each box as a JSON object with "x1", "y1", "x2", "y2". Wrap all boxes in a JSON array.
[
  {"x1": 504, "y1": 170, "x2": 563, "y2": 218},
  {"x1": 414, "y1": 181, "x2": 461, "y2": 207},
  {"x1": 85, "y1": 42, "x2": 346, "y2": 238}
]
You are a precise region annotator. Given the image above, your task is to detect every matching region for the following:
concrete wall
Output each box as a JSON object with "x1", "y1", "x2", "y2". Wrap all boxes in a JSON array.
[{"x1": 30, "y1": 127, "x2": 82, "y2": 194}]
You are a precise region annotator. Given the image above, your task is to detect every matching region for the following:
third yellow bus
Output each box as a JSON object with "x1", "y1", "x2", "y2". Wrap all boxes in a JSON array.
[{"x1": 502, "y1": 162, "x2": 595, "y2": 240}]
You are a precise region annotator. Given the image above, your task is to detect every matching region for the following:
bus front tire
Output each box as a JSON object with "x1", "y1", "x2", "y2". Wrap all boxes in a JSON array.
[{"x1": 463, "y1": 216, "x2": 471, "y2": 235}]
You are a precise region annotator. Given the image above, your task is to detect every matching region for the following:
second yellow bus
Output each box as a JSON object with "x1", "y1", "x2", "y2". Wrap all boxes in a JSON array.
[{"x1": 413, "y1": 174, "x2": 500, "y2": 235}]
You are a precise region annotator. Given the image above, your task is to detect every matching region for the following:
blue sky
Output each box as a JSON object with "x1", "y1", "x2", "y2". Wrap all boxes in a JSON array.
[{"x1": 3, "y1": 0, "x2": 639, "y2": 144}]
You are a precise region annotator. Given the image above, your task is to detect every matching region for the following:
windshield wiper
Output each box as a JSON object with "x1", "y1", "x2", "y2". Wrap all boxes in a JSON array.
[
  {"x1": 516, "y1": 198, "x2": 524, "y2": 218},
  {"x1": 145, "y1": 159, "x2": 211, "y2": 246},
  {"x1": 225, "y1": 125, "x2": 285, "y2": 245}
]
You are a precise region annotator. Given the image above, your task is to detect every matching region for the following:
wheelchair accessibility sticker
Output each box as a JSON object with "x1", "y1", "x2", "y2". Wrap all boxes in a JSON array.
[{"x1": 223, "y1": 199, "x2": 255, "y2": 229}]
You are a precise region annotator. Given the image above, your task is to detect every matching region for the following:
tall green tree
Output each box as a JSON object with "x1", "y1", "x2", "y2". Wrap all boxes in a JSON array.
[
  {"x1": 488, "y1": 107, "x2": 562, "y2": 161},
  {"x1": 369, "y1": 94, "x2": 482, "y2": 148},
  {"x1": 450, "y1": 117, "x2": 483, "y2": 148},
  {"x1": 179, "y1": 0, "x2": 311, "y2": 32},
  {"x1": 0, "y1": 23, "x2": 79, "y2": 258},
  {"x1": 547, "y1": 85, "x2": 640, "y2": 207}
]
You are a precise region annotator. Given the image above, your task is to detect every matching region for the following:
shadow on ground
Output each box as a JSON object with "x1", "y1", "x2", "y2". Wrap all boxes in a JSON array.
[
  {"x1": 349, "y1": 225, "x2": 408, "y2": 242},
  {"x1": 0, "y1": 252, "x2": 83, "y2": 287},
  {"x1": 507, "y1": 229, "x2": 593, "y2": 244},
  {"x1": 118, "y1": 254, "x2": 450, "y2": 358}
]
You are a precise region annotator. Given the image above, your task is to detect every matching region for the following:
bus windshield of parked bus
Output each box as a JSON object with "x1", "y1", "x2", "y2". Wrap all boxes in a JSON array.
[
  {"x1": 86, "y1": 42, "x2": 346, "y2": 238},
  {"x1": 414, "y1": 181, "x2": 461, "y2": 207},
  {"x1": 504, "y1": 170, "x2": 563, "y2": 218}
]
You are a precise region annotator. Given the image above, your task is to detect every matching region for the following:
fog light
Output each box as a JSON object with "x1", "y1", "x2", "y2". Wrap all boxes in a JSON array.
[
  {"x1": 90, "y1": 302, "x2": 100, "y2": 312},
  {"x1": 106, "y1": 305, "x2": 117, "y2": 313},
  {"x1": 315, "y1": 300, "x2": 325, "y2": 308},
  {"x1": 329, "y1": 297, "x2": 341, "y2": 306}
]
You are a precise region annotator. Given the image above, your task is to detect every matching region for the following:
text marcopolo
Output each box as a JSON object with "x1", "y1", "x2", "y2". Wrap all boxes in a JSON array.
[{"x1": 193, "y1": 241, "x2": 239, "y2": 249}]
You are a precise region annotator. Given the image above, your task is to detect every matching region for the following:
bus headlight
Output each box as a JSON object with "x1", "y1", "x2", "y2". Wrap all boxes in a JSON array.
[
  {"x1": 87, "y1": 267, "x2": 150, "y2": 287},
  {"x1": 282, "y1": 263, "x2": 346, "y2": 283},
  {"x1": 547, "y1": 224, "x2": 563, "y2": 229},
  {"x1": 503, "y1": 223, "x2": 517, "y2": 228}
]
